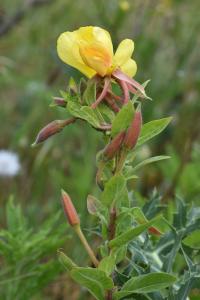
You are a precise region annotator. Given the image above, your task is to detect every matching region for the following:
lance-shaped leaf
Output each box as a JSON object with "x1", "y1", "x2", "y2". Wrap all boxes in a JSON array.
[
  {"x1": 67, "y1": 101, "x2": 101, "y2": 128},
  {"x1": 129, "y1": 207, "x2": 162, "y2": 235},
  {"x1": 83, "y1": 80, "x2": 96, "y2": 105},
  {"x1": 111, "y1": 101, "x2": 134, "y2": 137},
  {"x1": 183, "y1": 230, "x2": 200, "y2": 249},
  {"x1": 114, "y1": 272, "x2": 176, "y2": 299},
  {"x1": 87, "y1": 195, "x2": 102, "y2": 216},
  {"x1": 137, "y1": 117, "x2": 172, "y2": 147},
  {"x1": 98, "y1": 252, "x2": 116, "y2": 276},
  {"x1": 109, "y1": 216, "x2": 162, "y2": 248},
  {"x1": 127, "y1": 155, "x2": 170, "y2": 174},
  {"x1": 70, "y1": 267, "x2": 114, "y2": 300},
  {"x1": 101, "y1": 174, "x2": 126, "y2": 207}
]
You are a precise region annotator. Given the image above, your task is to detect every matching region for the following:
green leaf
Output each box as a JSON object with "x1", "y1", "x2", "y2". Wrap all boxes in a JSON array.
[
  {"x1": 6, "y1": 196, "x2": 26, "y2": 234},
  {"x1": 87, "y1": 195, "x2": 102, "y2": 216},
  {"x1": 113, "y1": 245, "x2": 127, "y2": 264},
  {"x1": 109, "y1": 216, "x2": 162, "y2": 248},
  {"x1": 114, "y1": 272, "x2": 176, "y2": 299},
  {"x1": 132, "y1": 155, "x2": 170, "y2": 172},
  {"x1": 132, "y1": 80, "x2": 151, "y2": 102},
  {"x1": 101, "y1": 174, "x2": 126, "y2": 207},
  {"x1": 130, "y1": 207, "x2": 148, "y2": 224},
  {"x1": 69, "y1": 77, "x2": 78, "y2": 92},
  {"x1": 111, "y1": 102, "x2": 134, "y2": 137},
  {"x1": 183, "y1": 230, "x2": 200, "y2": 249},
  {"x1": 58, "y1": 251, "x2": 77, "y2": 271},
  {"x1": 99, "y1": 103, "x2": 115, "y2": 123},
  {"x1": 98, "y1": 253, "x2": 116, "y2": 276},
  {"x1": 67, "y1": 102, "x2": 100, "y2": 128},
  {"x1": 83, "y1": 81, "x2": 96, "y2": 105},
  {"x1": 70, "y1": 267, "x2": 113, "y2": 300},
  {"x1": 81, "y1": 107, "x2": 101, "y2": 127},
  {"x1": 137, "y1": 117, "x2": 172, "y2": 147}
]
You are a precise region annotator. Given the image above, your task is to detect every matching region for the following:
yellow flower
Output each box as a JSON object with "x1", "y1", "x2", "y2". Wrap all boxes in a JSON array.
[{"x1": 57, "y1": 26, "x2": 137, "y2": 78}]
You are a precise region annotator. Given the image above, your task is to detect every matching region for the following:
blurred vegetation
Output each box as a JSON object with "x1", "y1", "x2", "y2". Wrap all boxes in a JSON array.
[{"x1": 0, "y1": 0, "x2": 200, "y2": 299}]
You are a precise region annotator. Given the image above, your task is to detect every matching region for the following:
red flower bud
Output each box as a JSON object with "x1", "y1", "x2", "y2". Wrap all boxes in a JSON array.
[
  {"x1": 32, "y1": 118, "x2": 76, "y2": 146},
  {"x1": 148, "y1": 226, "x2": 162, "y2": 236},
  {"x1": 53, "y1": 97, "x2": 66, "y2": 107},
  {"x1": 61, "y1": 190, "x2": 80, "y2": 227},
  {"x1": 104, "y1": 131, "x2": 126, "y2": 160},
  {"x1": 124, "y1": 110, "x2": 142, "y2": 149}
]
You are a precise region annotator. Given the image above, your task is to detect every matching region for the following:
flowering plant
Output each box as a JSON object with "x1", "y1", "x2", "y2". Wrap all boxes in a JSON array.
[{"x1": 33, "y1": 26, "x2": 200, "y2": 300}]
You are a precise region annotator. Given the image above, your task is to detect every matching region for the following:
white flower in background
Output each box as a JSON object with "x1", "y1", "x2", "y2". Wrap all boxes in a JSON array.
[{"x1": 0, "y1": 150, "x2": 21, "y2": 177}]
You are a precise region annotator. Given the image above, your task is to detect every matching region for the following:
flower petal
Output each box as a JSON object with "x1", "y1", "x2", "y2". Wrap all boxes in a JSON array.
[
  {"x1": 79, "y1": 42, "x2": 112, "y2": 76},
  {"x1": 120, "y1": 58, "x2": 137, "y2": 77},
  {"x1": 77, "y1": 26, "x2": 113, "y2": 76},
  {"x1": 76, "y1": 26, "x2": 113, "y2": 59},
  {"x1": 57, "y1": 31, "x2": 95, "y2": 78},
  {"x1": 93, "y1": 27, "x2": 113, "y2": 57},
  {"x1": 114, "y1": 39, "x2": 134, "y2": 66}
]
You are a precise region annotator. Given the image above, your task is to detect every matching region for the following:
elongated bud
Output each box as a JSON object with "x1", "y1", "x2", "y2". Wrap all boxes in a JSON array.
[
  {"x1": 87, "y1": 195, "x2": 101, "y2": 215},
  {"x1": 104, "y1": 131, "x2": 126, "y2": 160},
  {"x1": 124, "y1": 110, "x2": 142, "y2": 149},
  {"x1": 61, "y1": 189, "x2": 80, "y2": 227},
  {"x1": 32, "y1": 118, "x2": 76, "y2": 146},
  {"x1": 52, "y1": 97, "x2": 66, "y2": 107},
  {"x1": 58, "y1": 250, "x2": 77, "y2": 271},
  {"x1": 148, "y1": 226, "x2": 162, "y2": 236}
]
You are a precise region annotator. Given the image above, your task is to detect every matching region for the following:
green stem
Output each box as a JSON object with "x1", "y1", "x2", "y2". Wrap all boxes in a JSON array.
[{"x1": 74, "y1": 225, "x2": 99, "y2": 267}]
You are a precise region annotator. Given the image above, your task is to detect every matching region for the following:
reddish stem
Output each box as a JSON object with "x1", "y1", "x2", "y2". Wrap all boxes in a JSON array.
[
  {"x1": 105, "y1": 97, "x2": 120, "y2": 113},
  {"x1": 91, "y1": 77, "x2": 110, "y2": 109},
  {"x1": 118, "y1": 79, "x2": 129, "y2": 104}
]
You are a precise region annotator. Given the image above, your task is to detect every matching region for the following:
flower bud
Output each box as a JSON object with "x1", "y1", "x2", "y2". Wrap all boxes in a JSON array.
[
  {"x1": 52, "y1": 97, "x2": 66, "y2": 107},
  {"x1": 124, "y1": 110, "x2": 142, "y2": 149},
  {"x1": 32, "y1": 118, "x2": 76, "y2": 146},
  {"x1": 58, "y1": 250, "x2": 77, "y2": 271},
  {"x1": 61, "y1": 189, "x2": 80, "y2": 227},
  {"x1": 148, "y1": 226, "x2": 162, "y2": 236},
  {"x1": 104, "y1": 131, "x2": 126, "y2": 160}
]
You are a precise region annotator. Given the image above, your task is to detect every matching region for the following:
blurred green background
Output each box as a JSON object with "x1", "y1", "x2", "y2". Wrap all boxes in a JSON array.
[{"x1": 0, "y1": 0, "x2": 200, "y2": 299}]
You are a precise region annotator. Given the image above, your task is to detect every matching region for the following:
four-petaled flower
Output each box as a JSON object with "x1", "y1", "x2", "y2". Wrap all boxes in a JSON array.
[{"x1": 57, "y1": 26, "x2": 137, "y2": 78}]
